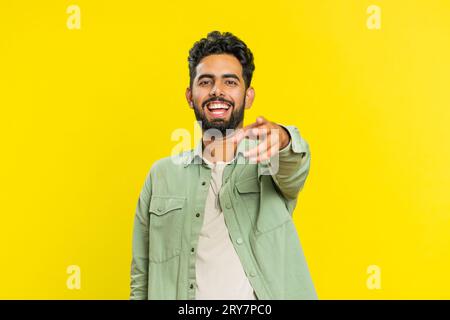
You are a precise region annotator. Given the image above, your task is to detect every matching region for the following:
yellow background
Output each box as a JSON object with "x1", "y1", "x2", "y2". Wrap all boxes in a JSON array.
[{"x1": 1, "y1": 0, "x2": 449, "y2": 299}]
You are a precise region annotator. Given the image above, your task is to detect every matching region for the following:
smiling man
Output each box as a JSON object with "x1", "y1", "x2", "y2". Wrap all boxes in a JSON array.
[{"x1": 130, "y1": 31, "x2": 317, "y2": 300}]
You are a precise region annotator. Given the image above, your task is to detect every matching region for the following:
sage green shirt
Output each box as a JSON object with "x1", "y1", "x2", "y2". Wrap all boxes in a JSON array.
[{"x1": 130, "y1": 125, "x2": 317, "y2": 300}]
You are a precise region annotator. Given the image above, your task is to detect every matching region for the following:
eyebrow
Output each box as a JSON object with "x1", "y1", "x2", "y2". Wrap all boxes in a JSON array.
[{"x1": 197, "y1": 73, "x2": 241, "y2": 82}]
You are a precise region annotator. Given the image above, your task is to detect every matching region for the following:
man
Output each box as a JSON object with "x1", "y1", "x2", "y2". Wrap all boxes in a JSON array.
[{"x1": 130, "y1": 31, "x2": 317, "y2": 300}]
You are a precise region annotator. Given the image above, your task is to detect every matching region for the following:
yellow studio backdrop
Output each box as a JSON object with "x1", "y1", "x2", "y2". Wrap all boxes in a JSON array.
[{"x1": 1, "y1": 0, "x2": 449, "y2": 299}]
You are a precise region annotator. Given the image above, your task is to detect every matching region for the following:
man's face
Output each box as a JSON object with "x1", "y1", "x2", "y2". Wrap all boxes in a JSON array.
[{"x1": 186, "y1": 54, "x2": 254, "y2": 136}]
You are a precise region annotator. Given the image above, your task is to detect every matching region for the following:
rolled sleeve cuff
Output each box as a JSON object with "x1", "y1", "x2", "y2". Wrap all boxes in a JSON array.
[{"x1": 278, "y1": 124, "x2": 308, "y2": 156}]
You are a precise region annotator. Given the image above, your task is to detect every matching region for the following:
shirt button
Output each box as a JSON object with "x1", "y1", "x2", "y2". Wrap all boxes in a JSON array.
[
  {"x1": 225, "y1": 203, "x2": 231, "y2": 209},
  {"x1": 201, "y1": 181, "x2": 206, "y2": 186},
  {"x1": 196, "y1": 213, "x2": 200, "y2": 218},
  {"x1": 236, "y1": 238, "x2": 243, "y2": 245},
  {"x1": 191, "y1": 248, "x2": 195, "y2": 253},
  {"x1": 157, "y1": 207, "x2": 163, "y2": 212},
  {"x1": 190, "y1": 284, "x2": 194, "y2": 289},
  {"x1": 250, "y1": 271, "x2": 256, "y2": 277}
]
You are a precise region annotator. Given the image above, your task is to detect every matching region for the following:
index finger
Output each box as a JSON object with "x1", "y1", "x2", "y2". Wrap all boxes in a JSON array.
[{"x1": 232, "y1": 122, "x2": 260, "y2": 145}]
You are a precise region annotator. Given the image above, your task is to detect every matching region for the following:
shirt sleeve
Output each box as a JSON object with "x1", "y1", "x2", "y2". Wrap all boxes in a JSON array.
[
  {"x1": 261, "y1": 125, "x2": 311, "y2": 201},
  {"x1": 130, "y1": 170, "x2": 152, "y2": 300}
]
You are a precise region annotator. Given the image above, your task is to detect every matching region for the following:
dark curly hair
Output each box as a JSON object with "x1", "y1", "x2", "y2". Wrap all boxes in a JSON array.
[{"x1": 188, "y1": 31, "x2": 255, "y2": 89}]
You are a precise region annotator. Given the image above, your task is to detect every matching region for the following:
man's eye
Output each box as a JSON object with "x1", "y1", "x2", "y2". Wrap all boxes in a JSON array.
[
  {"x1": 199, "y1": 80, "x2": 211, "y2": 86},
  {"x1": 225, "y1": 80, "x2": 237, "y2": 86}
]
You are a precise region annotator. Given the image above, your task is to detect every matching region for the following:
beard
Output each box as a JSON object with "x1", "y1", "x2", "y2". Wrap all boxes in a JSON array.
[{"x1": 193, "y1": 97, "x2": 246, "y2": 137}]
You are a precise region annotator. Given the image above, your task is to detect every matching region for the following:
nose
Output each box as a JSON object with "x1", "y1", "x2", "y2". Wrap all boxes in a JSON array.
[{"x1": 209, "y1": 83, "x2": 225, "y2": 97}]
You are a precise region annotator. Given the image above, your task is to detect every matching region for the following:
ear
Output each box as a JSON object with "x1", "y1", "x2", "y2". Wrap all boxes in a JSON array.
[
  {"x1": 185, "y1": 87, "x2": 194, "y2": 109},
  {"x1": 244, "y1": 87, "x2": 255, "y2": 110}
]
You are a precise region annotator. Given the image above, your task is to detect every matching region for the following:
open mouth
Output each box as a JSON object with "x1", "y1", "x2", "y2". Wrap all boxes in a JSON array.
[{"x1": 205, "y1": 101, "x2": 233, "y2": 119}]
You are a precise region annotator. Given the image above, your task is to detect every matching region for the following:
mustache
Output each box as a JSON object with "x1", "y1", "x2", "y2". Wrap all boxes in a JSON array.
[{"x1": 202, "y1": 97, "x2": 234, "y2": 109}]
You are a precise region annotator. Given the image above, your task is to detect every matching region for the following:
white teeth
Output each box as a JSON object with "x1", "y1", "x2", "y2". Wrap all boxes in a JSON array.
[{"x1": 207, "y1": 103, "x2": 230, "y2": 110}]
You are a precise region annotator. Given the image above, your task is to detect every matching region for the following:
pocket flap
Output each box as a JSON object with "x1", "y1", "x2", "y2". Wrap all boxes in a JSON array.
[
  {"x1": 149, "y1": 196, "x2": 185, "y2": 215},
  {"x1": 236, "y1": 177, "x2": 260, "y2": 193}
]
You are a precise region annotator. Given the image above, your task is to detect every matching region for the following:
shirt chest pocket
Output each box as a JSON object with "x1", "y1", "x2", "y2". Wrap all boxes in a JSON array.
[
  {"x1": 149, "y1": 195, "x2": 186, "y2": 263},
  {"x1": 235, "y1": 177, "x2": 261, "y2": 230},
  {"x1": 236, "y1": 176, "x2": 291, "y2": 234},
  {"x1": 236, "y1": 177, "x2": 261, "y2": 193}
]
